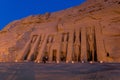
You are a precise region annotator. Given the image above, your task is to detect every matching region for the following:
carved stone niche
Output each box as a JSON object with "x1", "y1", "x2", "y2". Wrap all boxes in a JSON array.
[{"x1": 86, "y1": 27, "x2": 97, "y2": 62}]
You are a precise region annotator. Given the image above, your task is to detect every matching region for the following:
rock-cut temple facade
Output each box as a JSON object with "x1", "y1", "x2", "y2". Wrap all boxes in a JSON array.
[{"x1": 16, "y1": 24, "x2": 112, "y2": 63}]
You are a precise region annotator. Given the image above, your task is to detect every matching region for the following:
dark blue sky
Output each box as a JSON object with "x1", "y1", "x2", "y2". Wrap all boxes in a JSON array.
[{"x1": 0, "y1": 0, "x2": 85, "y2": 30}]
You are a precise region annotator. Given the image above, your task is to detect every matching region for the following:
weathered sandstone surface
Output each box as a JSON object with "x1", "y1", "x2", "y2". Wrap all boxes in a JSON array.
[{"x1": 0, "y1": 0, "x2": 120, "y2": 62}]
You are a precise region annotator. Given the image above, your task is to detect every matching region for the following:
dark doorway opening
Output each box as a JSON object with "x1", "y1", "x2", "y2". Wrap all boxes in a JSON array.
[
  {"x1": 60, "y1": 51, "x2": 66, "y2": 62},
  {"x1": 106, "y1": 52, "x2": 110, "y2": 57},
  {"x1": 87, "y1": 50, "x2": 97, "y2": 62},
  {"x1": 52, "y1": 50, "x2": 57, "y2": 61}
]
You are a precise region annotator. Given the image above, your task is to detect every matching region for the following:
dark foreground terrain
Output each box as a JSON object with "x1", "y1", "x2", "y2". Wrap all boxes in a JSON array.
[{"x1": 0, "y1": 62, "x2": 120, "y2": 80}]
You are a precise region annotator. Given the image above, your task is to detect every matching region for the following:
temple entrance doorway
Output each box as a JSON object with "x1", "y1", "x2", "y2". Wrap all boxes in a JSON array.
[
  {"x1": 52, "y1": 50, "x2": 57, "y2": 62},
  {"x1": 60, "y1": 51, "x2": 66, "y2": 62},
  {"x1": 87, "y1": 50, "x2": 97, "y2": 62}
]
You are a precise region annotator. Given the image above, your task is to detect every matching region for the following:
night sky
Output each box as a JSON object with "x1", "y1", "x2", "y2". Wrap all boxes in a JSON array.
[{"x1": 0, "y1": 0, "x2": 85, "y2": 30}]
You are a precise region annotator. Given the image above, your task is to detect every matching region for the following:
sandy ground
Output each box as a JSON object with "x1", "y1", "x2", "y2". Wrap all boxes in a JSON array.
[{"x1": 0, "y1": 62, "x2": 120, "y2": 80}]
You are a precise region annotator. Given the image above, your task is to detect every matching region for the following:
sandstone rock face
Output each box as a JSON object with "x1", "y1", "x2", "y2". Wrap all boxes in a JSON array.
[{"x1": 0, "y1": 0, "x2": 120, "y2": 62}]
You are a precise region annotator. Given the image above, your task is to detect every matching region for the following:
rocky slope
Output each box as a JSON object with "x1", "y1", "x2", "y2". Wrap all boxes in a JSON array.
[{"x1": 0, "y1": 0, "x2": 120, "y2": 62}]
